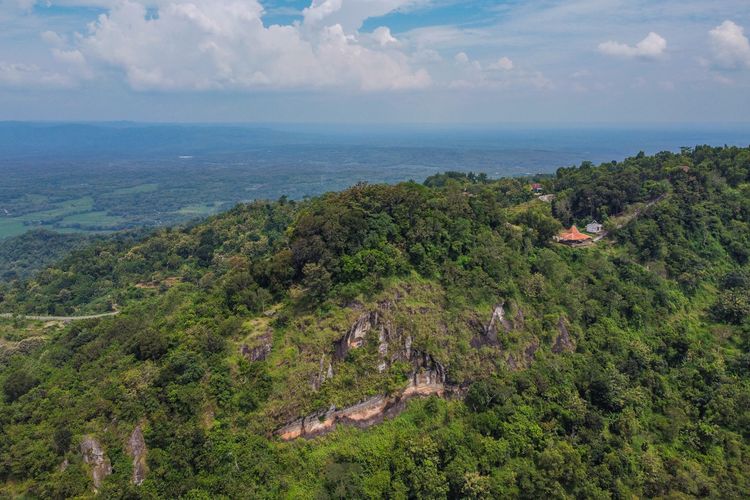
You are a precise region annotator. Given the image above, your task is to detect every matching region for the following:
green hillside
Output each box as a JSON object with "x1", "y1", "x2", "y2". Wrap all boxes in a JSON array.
[{"x1": 0, "y1": 145, "x2": 749, "y2": 498}]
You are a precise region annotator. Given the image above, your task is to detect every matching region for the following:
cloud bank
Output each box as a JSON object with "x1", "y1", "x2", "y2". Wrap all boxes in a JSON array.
[
  {"x1": 709, "y1": 20, "x2": 750, "y2": 69},
  {"x1": 598, "y1": 32, "x2": 667, "y2": 59},
  {"x1": 52, "y1": 0, "x2": 431, "y2": 91}
]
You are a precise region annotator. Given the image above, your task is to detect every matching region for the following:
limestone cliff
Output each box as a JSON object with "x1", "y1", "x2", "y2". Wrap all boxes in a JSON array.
[
  {"x1": 126, "y1": 424, "x2": 148, "y2": 486},
  {"x1": 80, "y1": 436, "x2": 112, "y2": 490}
]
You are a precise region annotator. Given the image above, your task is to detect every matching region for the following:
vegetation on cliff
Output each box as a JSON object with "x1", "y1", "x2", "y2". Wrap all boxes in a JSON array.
[{"x1": 0, "y1": 145, "x2": 749, "y2": 498}]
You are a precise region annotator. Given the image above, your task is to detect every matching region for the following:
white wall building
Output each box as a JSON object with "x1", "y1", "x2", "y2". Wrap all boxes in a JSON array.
[{"x1": 586, "y1": 221, "x2": 604, "y2": 234}]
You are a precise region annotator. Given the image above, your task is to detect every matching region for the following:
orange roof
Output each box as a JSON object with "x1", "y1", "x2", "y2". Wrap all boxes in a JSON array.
[{"x1": 558, "y1": 225, "x2": 591, "y2": 242}]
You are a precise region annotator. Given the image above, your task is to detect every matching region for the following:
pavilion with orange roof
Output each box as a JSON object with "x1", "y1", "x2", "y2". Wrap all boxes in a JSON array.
[{"x1": 555, "y1": 225, "x2": 592, "y2": 246}]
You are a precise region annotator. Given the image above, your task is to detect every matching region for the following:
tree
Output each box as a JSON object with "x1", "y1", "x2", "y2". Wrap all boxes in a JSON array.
[
  {"x1": 132, "y1": 329, "x2": 169, "y2": 360},
  {"x1": 3, "y1": 369, "x2": 38, "y2": 402},
  {"x1": 302, "y1": 262, "x2": 332, "y2": 301},
  {"x1": 53, "y1": 427, "x2": 72, "y2": 455}
]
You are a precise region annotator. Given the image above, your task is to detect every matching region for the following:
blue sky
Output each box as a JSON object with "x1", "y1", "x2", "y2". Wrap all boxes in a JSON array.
[{"x1": 0, "y1": 0, "x2": 749, "y2": 123}]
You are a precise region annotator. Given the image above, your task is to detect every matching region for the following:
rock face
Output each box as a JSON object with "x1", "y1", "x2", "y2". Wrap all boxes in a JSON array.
[
  {"x1": 471, "y1": 301, "x2": 516, "y2": 348},
  {"x1": 514, "y1": 307, "x2": 526, "y2": 330},
  {"x1": 311, "y1": 355, "x2": 334, "y2": 390},
  {"x1": 407, "y1": 350, "x2": 446, "y2": 390},
  {"x1": 276, "y1": 381, "x2": 448, "y2": 441},
  {"x1": 80, "y1": 436, "x2": 112, "y2": 490},
  {"x1": 283, "y1": 295, "x2": 580, "y2": 440},
  {"x1": 524, "y1": 338, "x2": 540, "y2": 363},
  {"x1": 334, "y1": 312, "x2": 375, "y2": 360},
  {"x1": 505, "y1": 337, "x2": 540, "y2": 371},
  {"x1": 240, "y1": 328, "x2": 272, "y2": 361},
  {"x1": 486, "y1": 302, "x2": 514, "y2": 341},
  {"x1": 126, "y1": 424, "x2": 148, "y2": 486},
  {"x1": 280, "y1": 307, "x2": 450, "y2": 440},
  {"x1": 552, "y1": 317, "x2": 575, "y2": 353}
]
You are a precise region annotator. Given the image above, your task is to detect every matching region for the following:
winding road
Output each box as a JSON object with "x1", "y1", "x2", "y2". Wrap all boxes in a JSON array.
[{"x1": 0, "y1": 311, "x2": 120, "y2": 322}]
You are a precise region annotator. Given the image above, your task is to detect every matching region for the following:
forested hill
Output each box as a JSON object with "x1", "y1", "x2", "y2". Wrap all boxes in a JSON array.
[
  {"x1": 0, "y1": 230, "x2": 108, "y2": 282},
  {"x1": 0, "y1": 145, "x2": 749, "y2": 498}
]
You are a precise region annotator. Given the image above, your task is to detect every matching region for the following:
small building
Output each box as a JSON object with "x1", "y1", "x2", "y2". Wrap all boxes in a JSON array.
[
  {"x1": 586, "y1": 220, "x2": 604, "y2": 234},
  {"x1": 530, "y1": 183, "x2": 543, "y2": 193},
  {"x1": 555, "y1": 225, "x2": 592, "y2": 246}
]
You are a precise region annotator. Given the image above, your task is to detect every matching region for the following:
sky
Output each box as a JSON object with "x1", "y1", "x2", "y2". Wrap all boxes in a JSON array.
[{"x1": 0, "y1": 0, "x2": 749, "y2": 123}]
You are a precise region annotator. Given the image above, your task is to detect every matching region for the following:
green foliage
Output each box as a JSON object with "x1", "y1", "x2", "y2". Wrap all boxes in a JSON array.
[
  {"x1": 2, "y1": 367, "x2": 38, "y2": 402},
  {"x1": 0, "y1": 146, "x2": 749, "y2": 498}
]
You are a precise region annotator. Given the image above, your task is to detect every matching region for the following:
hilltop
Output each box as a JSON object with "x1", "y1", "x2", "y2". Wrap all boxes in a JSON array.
[{"x1": 0, "y1": 145, "x2": 749, "y2": 498}]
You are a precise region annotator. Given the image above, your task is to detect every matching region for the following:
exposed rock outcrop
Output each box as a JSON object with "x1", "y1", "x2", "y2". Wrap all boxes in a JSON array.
[
  {"x1": 377, "y1": 327, "x2": 389, "y2": 373},
  {"x1": 240, "y1": 328, "x2": 272, "y2": 361},
  {"x1": 286, "y1": 294, "x2": 452, "y2": 440},
  {"x1": 276, "y1": 381, "x2": 449, "y2": 441},
  {"x1": 333, "y1": 308, "x2": 425, "y2": 374},
  {"x1": 334, "y1": 312, "x2": 376, "y2": 360},
  {"x1": 311, "y1": 355, "x2": 334, "y2": 390},
  {"x1": 126, "y1": 424, "x2": 148, "y2": 486},
  {"x1": 407, "y1": 350, "x2": 446, "y2": 389},
  {"x1": 552, "y1": 317, "x2": 575, "y2": 353},
  {"x1": 80, "y1": 436, "x2": 112, "y2": 490},
  {"x1": 487, "y1": 302, "x2": 513, "y2": 341},
  {"x1": 282, "y1": 325, "x2": 448, "y2": 440},
  {"x1": 524, "y1": 338, "x2": 540, "y2": 363},
  {"x1": 514, "y1": 307, "x2": 525, "y2": 330},
  {"x1": 471, "y1": 301, "x2": 517, "y2": 348},
  {"x1": 505, "y1": 338, "x2": 539, "y2": 371}
]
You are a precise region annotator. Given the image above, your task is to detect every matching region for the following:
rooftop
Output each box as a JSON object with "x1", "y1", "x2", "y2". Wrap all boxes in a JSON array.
[{"x1": 558, "y1": 225, "x2": 592, "y2": 242}]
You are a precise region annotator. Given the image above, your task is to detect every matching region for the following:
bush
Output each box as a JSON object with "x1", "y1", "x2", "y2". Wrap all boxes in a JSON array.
[{"x1": 3, "y1": 369, "x2": 38, "y2": 402}]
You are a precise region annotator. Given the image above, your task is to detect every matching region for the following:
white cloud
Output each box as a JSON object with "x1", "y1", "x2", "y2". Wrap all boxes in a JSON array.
[
  {"x1": 0, "y1": 61, "x2": 76, "y2": 88},
  {"x1": 454, "y1": 51, "x2": 481, "y2": 71},
  {"x1": 302, "y1": 0, "x2": 343, "y2": 25},
  {"x1": 488, "y1": 56, "x2": 513, "y2": 70},
  {"x1": 598, "y1": 32, "x2": 667, "y2": 59},
  {"x1": 41, "y1": 30, "x2": 66, "y2": 46},
  {"x1": 454, "y1": 52, "x2": 470, "y2": 64},
  {"x1": 371, "y1": 26, "x2": 399, "y2": 47},
  {"x1": 302, "y1": 0, "x2": 422, "y2": 32},
  {"x1": 450, "y1": 52, "x2": 550, "y2": 90},
  {"x1": 709, "y1": 20, "x2": 750, "y2": 69},
  {"x1": 67, "y1": 0, "x2": 430, "y2": 92},
  {"x1": 410, "y1": 48, "x2": 441, "y2": 63}
]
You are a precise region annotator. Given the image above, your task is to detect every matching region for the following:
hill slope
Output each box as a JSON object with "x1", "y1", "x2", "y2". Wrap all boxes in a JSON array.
[{"x1": 0, "y1": 145, "x2": 749, "y2": 498}]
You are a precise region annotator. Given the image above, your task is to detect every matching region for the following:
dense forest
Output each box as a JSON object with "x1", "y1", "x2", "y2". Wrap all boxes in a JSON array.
[
  {"x1": 0, "y1": 230, "x2": 110, "y2": 281},
  {"x1": 0, "y1": 145, "x2": 749, "y2": 498}
]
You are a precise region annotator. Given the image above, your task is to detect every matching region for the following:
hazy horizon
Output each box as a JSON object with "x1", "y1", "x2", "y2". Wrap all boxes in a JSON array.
[{"x1": 1, "y1": 1, "x2": 748, "y2": 123}]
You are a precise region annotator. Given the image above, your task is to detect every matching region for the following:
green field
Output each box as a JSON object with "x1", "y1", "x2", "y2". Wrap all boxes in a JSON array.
[
  {"x1": 177, "y1": 201, "x2": 225, "y2": 216},
  {"x1": 0, "y1": 219, "x2": 28, "y2": 239},
  {"x1": 111, "y1": 183, "x2": 159, "y2": 195},
  {"x1": 0, "y1": 197, "x2": 123, "y2": 237},
  {"x1": 59, "y1": 211, "x2": 125, "y2": 229},
  {"x1": 14, "y1": 197, "x2": 94, "y2": 222}
]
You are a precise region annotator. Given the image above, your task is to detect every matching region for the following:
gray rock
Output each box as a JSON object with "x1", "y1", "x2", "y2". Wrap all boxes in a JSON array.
[
  {"x1": 80, "y1": 436, "x2": 112, "y2": 490},
  {"x1": 334, "y1": 312, "x2": 374, "y2": 360},
  {"x1": 126, "y1": 424, "x2": 148, "y2": 486},
  {"x1": 240, "y1": 328, "x2": 272, "y2": 362},
  {"x1": 552, "y1": 317, "x2": 575, "y2": 353}
]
